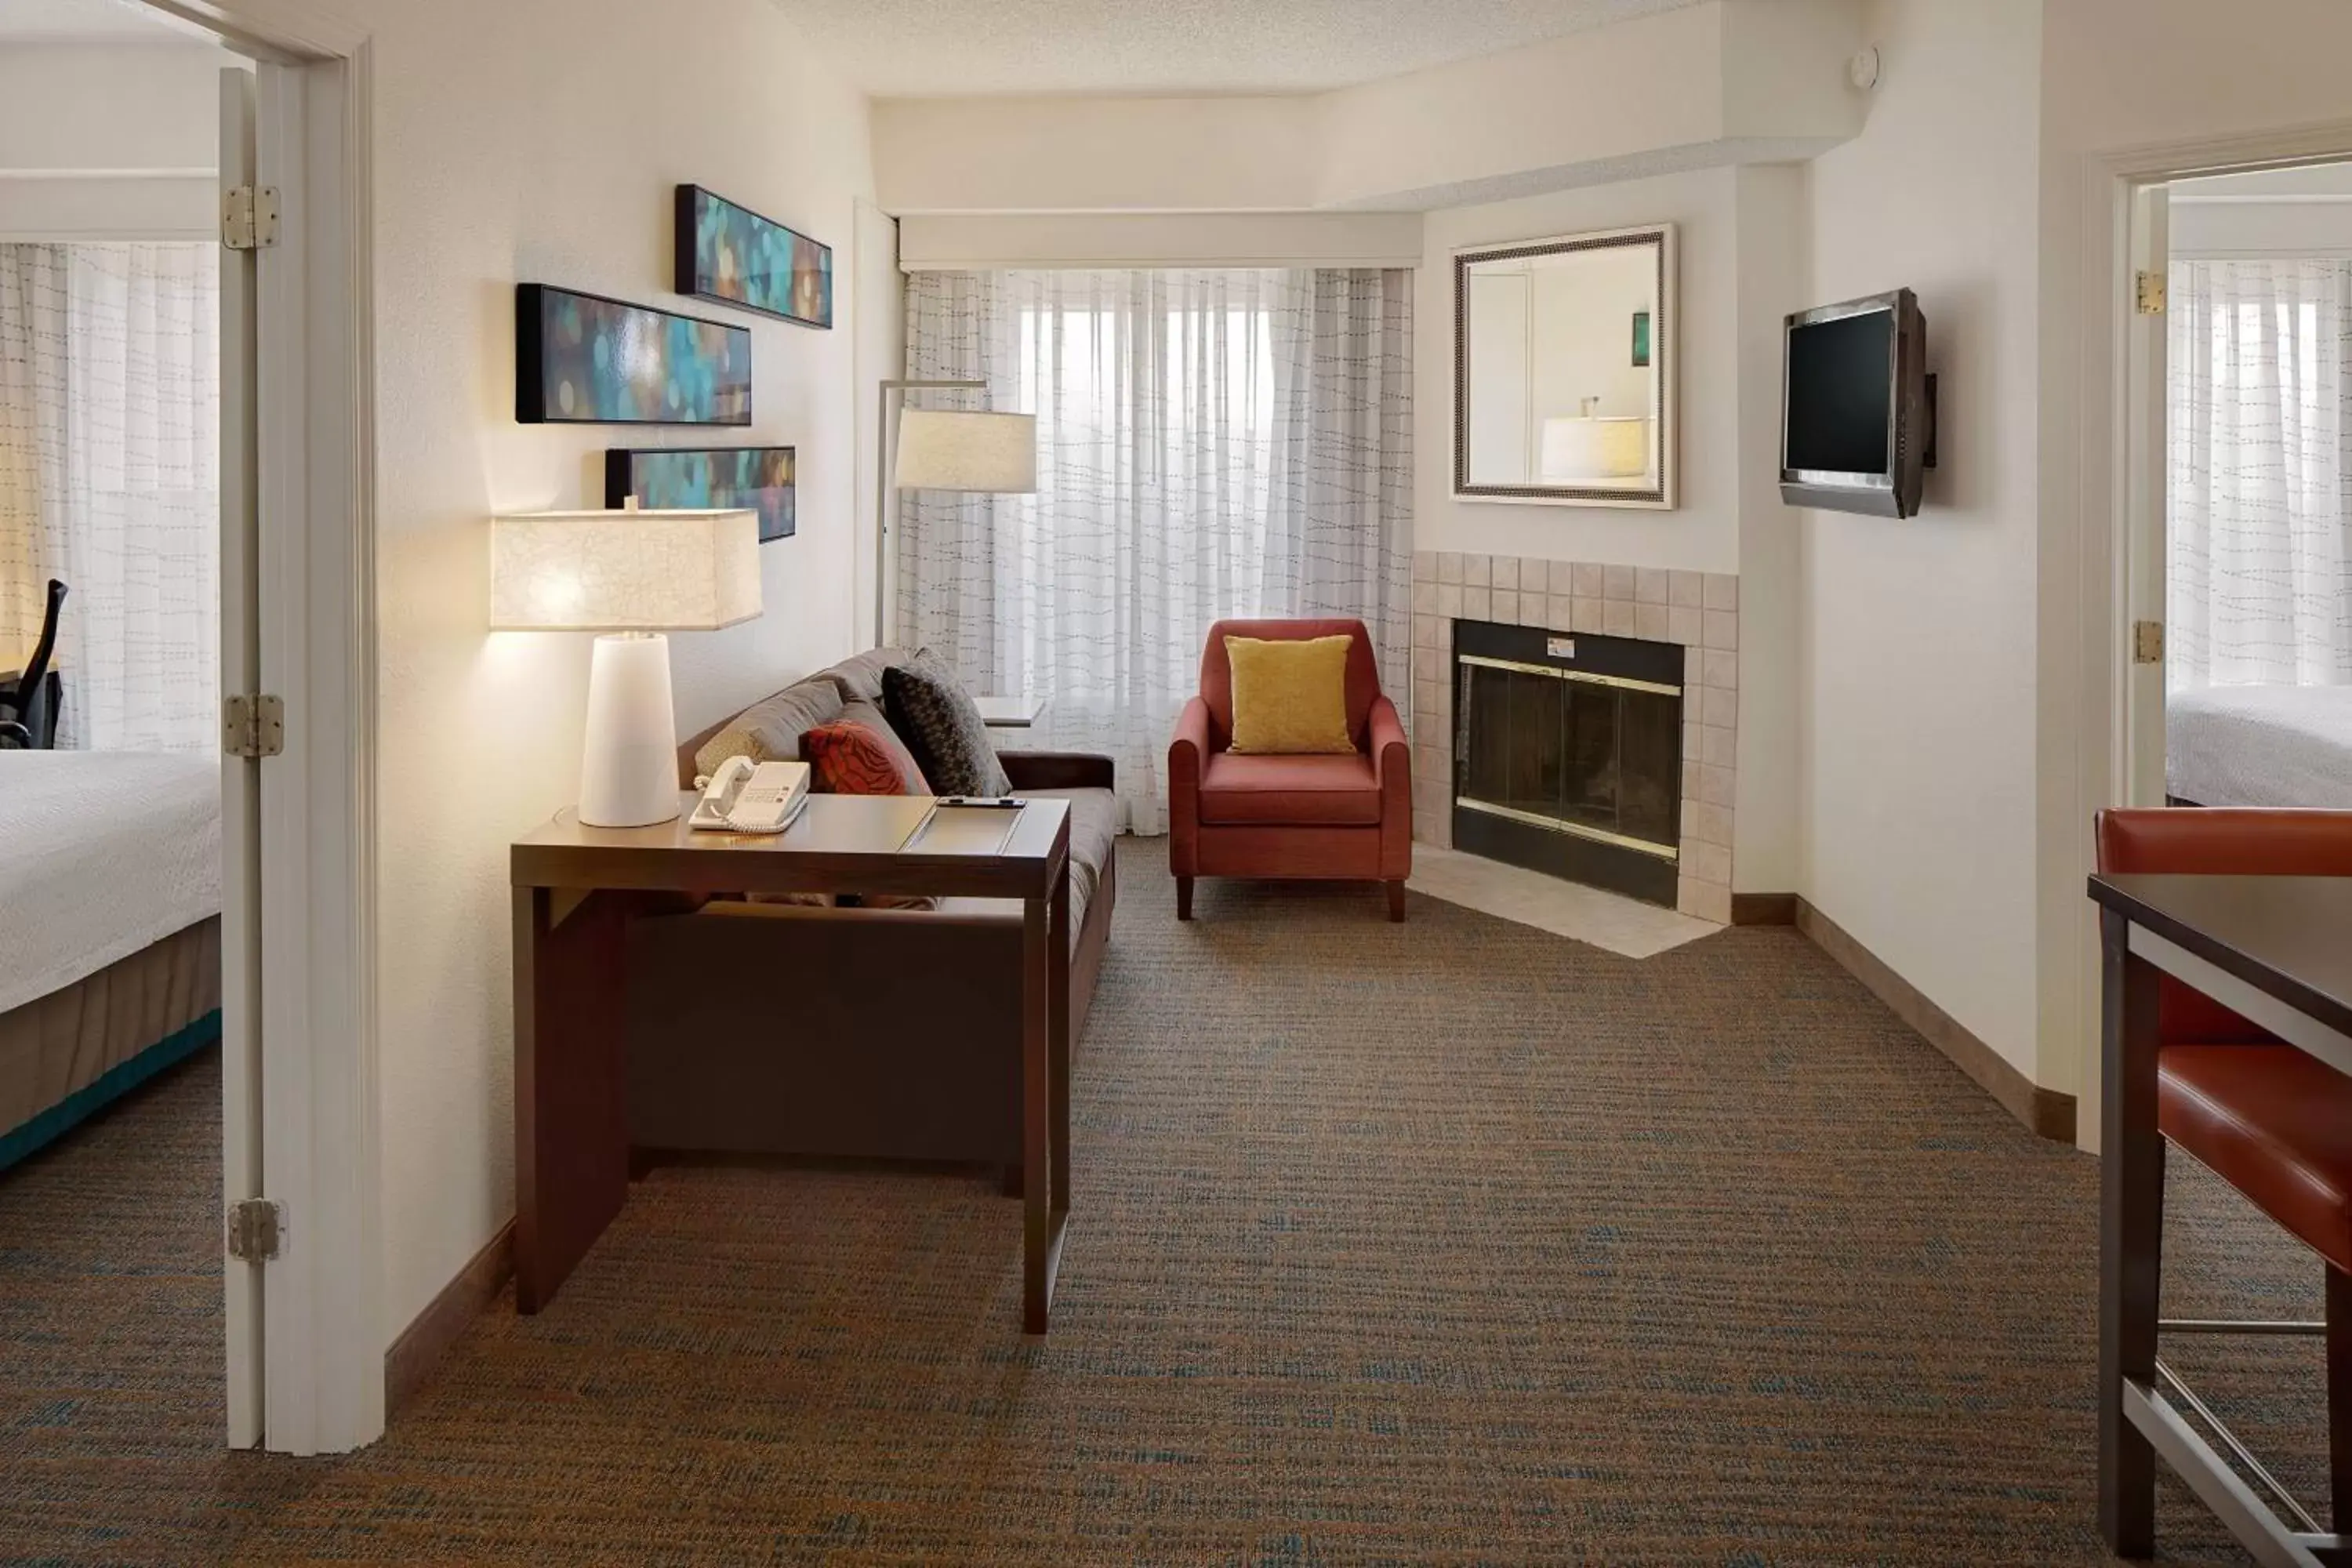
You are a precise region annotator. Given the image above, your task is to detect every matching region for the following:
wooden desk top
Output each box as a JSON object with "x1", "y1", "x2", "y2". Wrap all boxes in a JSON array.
[
  {"x1": 2089, "y1": 873, "x2": 2352, "y2": 1039},
  {"x1": 514, "y1": 793, "x2": 1070, "y2": 902}
]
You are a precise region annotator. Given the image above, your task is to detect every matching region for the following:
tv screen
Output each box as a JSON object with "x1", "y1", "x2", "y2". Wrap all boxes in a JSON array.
[{"x1": 1785, "y1": 310, "x2": 1893, "y2": 476}]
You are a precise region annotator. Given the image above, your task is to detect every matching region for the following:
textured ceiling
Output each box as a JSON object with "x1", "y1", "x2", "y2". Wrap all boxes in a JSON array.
[
  {"x1": 0, "y1": 0, "x2": 202, "y2": 42},
  {"x1": 767, "y1": 0, "x2": 1709, "y2": 97}
]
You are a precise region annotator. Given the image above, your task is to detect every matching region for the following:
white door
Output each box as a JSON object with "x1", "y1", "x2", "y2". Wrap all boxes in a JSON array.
[
  {"x1": 2123, "y1": 182, "x2": 2171, "y2": 805},
  {"x1": 216, "y1": 63, "x2": 265, "y2": 1451}
]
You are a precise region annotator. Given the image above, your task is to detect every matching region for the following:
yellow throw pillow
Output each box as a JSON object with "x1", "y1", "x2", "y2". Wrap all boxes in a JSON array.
[{"x1": 1225, "y1": 634, "x2": 1356, "y2": 755}]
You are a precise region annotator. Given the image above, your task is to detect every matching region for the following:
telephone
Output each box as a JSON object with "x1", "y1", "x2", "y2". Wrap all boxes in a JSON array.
[{"x1": 688, "y1": 757, "x2": 810, "y2": 834}]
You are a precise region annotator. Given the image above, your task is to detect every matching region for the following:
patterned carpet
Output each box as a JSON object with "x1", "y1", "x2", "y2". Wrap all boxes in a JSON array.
[{"x1": 0, "y1": 857, "x2": 2334, "y2": 1564}]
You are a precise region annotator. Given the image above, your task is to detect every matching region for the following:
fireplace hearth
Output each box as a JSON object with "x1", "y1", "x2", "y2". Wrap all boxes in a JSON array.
[{"x1": 1451, "y1": 618, "x2": 1684, "y2": 906}]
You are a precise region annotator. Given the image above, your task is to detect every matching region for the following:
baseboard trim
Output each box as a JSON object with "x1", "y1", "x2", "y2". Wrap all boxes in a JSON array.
[
  {"x1": 384, "y1": 1218, "x2": 513, "y2": 1419},
  {"x1": 1730, "y1": 892, "x2": 1798, "y2": 926},
  {"x1": 1794, "y1": 898, "x2": 2077, "y2": 1144}
]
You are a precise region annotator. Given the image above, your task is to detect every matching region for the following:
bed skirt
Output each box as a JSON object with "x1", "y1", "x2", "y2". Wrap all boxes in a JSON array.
[{"x1": 0, "y1": 917, "x2": 221, "y2": 1173}]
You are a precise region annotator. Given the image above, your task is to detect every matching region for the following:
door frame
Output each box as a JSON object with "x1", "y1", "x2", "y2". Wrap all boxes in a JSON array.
[
  {"x1": 148, "y1": 0, "x2": 383, "y2": 1454},
  {"x1": 2067, "y1": 118, "x2": 2352, "y2": 1154}
]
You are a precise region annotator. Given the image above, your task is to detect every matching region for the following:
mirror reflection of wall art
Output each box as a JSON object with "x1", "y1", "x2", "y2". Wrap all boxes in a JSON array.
[
  {"x1": 1454, "y1": 224, "x2": 1677, "y2": 508},
  {"x1": 605, "y1": 445, "x2": 796, "y2": 543},
  {"x1": 676, "y1": 184, "x2": 833, "y2": 331},
  {"x1": 516, "y1": 284, "x2": 752, "y2": 426}
]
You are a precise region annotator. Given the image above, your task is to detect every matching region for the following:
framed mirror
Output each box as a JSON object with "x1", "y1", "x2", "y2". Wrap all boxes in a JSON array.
[{"x1": 1453, "y1": 224, "x2": 1677, "y2": 508}]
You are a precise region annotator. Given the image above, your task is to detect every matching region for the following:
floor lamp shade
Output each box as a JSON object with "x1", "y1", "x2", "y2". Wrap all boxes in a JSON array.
[
  {"x1": 894, "y1": 409, "x2": 1038, "y2": 494},
  {"x1": 490, "y1": 508, "x2": 761, "y2": 827}
]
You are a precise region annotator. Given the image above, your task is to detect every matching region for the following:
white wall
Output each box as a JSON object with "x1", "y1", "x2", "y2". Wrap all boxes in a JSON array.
[
  {"x1": 354, "y1": 0, "x2": 877, "y2": 1341},
  {"x1": 873, "y1": 1, "x2": 1863, "y2": 216},
  {"x1": 1730, "y1": 162, "x2": 1808, "y2": 897},
  {"x1": 852, "y1": 201, "x2": 903, "y2": 648},
  {"x1": 0, "y1": 42, "x2": 232, "y2": 238},
  {"x1": 2033, "y1": 0, "x2": 2352, "y2": 1127},
  {"x1": 1801, "y1": 0, "x2": 2045, "y2": 1077},
  {"x1": 2172, "y1": 196, "x2": 2352, "y2": 257},
  {"x1": 898, "y1": 212, "x2": 1421, "y2": 271}
]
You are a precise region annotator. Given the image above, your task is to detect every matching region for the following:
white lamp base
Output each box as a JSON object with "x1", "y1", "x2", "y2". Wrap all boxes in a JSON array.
[{"x1": 579, "y1": 632, "x2": 681, "y2": 828}]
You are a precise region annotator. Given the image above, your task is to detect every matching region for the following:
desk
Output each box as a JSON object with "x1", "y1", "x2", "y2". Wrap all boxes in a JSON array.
[
  {"x1": 2091, "y1": 873, "x2": 2352, "y2": 1566},
  {"x1": 512, "y1": 792, "x2": 1074, "y2": 1331}
]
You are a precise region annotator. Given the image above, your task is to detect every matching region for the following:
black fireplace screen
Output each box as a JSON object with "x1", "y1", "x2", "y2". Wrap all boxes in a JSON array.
[
  {"x1": 1450, "y1": 619, "x2": 1683, "y2": 906},
  {"x1": 1457, "y1": 658, "x2": 1680, "y2": 850}
]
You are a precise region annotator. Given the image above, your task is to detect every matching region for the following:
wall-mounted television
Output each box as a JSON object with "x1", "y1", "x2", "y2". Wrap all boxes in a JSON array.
[{"x1": 1780, "y1": 288, "x2": 1934, "y2": 519}]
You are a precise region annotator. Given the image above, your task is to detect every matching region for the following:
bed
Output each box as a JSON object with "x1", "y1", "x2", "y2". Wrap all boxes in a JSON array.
[
  {"x1": 0, "y1": 751, "x2": 222, "y2": 1171},
  {"x1": 2167, "y1": 684, "x2": 2352, "y2": 810}
]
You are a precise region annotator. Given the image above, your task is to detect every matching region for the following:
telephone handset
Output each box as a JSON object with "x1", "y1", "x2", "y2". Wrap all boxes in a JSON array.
[{"x1": 688, "y1": 756, "x2": 810, "y2": 834}]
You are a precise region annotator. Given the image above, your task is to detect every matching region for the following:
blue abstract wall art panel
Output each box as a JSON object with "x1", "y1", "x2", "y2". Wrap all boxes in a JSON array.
[
  {"x1": 604, "y1": 445, "x2": 797, "y2": 543},
  {"x1": 676, "y1": 184, "x2": 833, "y2": 330},
  {"x1": 515, "y1": 283, "x2": 752, "y2": 425}
]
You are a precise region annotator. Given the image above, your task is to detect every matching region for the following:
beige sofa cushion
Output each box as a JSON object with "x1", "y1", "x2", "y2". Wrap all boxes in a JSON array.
[
  {"x1": 932, "y1": 787, "x2": 1117, "y2": 953},
  {"x1": 816, "y1": 645, "x2": 916, "y2": 706},
  {"x1": 691, "y1": 678, "x2": 844, "y2": 783}
]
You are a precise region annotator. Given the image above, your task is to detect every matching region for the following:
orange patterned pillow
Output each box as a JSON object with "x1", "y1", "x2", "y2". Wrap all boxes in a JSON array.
[{"x1": 803, "y1": 717, "x2": 927, "y2": 796}]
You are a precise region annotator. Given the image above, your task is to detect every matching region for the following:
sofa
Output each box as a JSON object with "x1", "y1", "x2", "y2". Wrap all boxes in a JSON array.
[{"x1": 621, "y1": 646, "x2": 1117, "y2": 1178}]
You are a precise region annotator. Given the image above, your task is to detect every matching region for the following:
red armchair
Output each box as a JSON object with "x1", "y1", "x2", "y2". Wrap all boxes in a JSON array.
[{"x1": 1168, "y1": 618, "x2": 1412, "y2": 921}]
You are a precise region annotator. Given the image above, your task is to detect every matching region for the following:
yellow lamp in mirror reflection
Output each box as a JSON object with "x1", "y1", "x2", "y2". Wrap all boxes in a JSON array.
[{"x1": 1541, "y1": 415, "x2": 1651, "y2": 483}]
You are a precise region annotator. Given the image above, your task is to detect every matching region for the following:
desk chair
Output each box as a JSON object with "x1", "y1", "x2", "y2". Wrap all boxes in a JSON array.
[
  {"x1": 0, "y1": 579, "x2": 65, "y2": 750},
  {"x1": 2096, "y1": 806, "x2": 2352, "y2": 1548}
]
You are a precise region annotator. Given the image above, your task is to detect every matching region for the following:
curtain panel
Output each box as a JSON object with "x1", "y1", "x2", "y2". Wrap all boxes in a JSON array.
[
  {"x1": 0, "y1": 242, "x2": 220, "y2": 751},
  {"x1": 2167, "y1": 258, "x2": 2352, "y2": 690},
  {"x1": 899, "y1": 268, "x2": 1413, "y2": 833}
]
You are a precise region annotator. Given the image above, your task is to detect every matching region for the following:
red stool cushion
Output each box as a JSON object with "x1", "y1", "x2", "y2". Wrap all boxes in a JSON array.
[{"x1": 2161, "y1": 1043, "x2": 2352, "y2": 1273}]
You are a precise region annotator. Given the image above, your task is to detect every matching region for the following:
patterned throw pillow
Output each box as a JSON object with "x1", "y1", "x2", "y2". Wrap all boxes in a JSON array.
[
  {"x1": 804, "y1": 713, "x2": 928, "y2": 796},
  {"x1": 882, "y1": 651, "x2": 1012, "y2": 797}
]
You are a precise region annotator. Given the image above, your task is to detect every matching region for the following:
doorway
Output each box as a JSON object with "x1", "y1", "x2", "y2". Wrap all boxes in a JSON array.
[
  {"x1": 2131, "y1": 162, "x2": 2352, "y2": 814},
  {"x1": 0, "y1": 0, "x2": 382, "y2": 1457}
]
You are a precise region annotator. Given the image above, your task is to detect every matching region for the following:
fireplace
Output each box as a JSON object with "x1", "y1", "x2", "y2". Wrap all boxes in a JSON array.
[{"x1": 1451, "y1": 619, "x2": 1684, "y2": 906}]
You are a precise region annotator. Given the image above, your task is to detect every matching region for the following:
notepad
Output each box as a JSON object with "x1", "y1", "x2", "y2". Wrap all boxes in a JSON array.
[{"x1": 902, "y1": 799, "x2": 1027, "y2": 857}]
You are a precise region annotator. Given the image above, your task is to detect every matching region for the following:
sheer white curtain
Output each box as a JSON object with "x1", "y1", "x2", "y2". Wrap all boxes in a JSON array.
[
  {"x1": 899, "y1": 268, "x2": 1413, "y2": 832},
  {"x1": 2167, "y1": 259, "x2": 2352, "y2": 689},
  {"x1": 0, "y1": 242, "x2": 218, "y2": 751}
]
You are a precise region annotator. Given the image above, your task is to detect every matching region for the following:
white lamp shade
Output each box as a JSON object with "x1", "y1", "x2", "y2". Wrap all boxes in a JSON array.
[
  {"x1": 895, "y1": 408, "x2": 1037, "y2": 493},
  {"x1": 489, "y1": 508, "x2": 761, "y2": 632},
  {"x1": 1540, "y1": 416, "x2": 1652, "y2": 482}
]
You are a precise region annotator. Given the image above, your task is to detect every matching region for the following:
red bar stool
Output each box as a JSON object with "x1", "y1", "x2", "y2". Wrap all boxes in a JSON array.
[{"x1": 2096, "y1": 807, "x2": 2352, "y2": 1553}]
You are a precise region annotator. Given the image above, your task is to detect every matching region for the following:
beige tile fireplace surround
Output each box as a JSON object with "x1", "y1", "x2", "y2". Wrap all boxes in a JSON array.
[{"x1": 1409, "y1": 550, "x2": 1740, "y2": 924}]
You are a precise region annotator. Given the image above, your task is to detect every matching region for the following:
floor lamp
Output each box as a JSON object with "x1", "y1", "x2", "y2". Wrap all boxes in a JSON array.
[{"x1": 874, "y1": 379, "x2": 1038, "y2": 644}]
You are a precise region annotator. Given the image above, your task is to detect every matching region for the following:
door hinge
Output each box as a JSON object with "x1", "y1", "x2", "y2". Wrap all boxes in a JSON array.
[
  {"x1": 221, "y1": 184, "x2": 279, "y2": 251},
  {"x1": 227, "y1": 1199, "x2": 284, "y2": 1261},
  {"x1": 2133, "y1": 619, "x2": 2166, "y2": 664},
  {"x1": 222, "y1": 693, "x2": 285, "y2": 758},
  {"x1": 2136, "y1": 270, "x2": 2167, "y2": 315}
]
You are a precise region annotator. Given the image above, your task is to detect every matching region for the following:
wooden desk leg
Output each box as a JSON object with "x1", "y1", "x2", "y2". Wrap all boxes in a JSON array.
[
  {"x1": 1051, "y1": 856, "x2": 1073, "y2": 1216},
  {"x1": 513, "y1": 886, "x2": 633, "y2": 1315},
  {"x1": 1022, "y1": 885, "x2": 1069, "y2": 1334},
  {"x1": 2100, "y1": 907, "x2": 2166, "y2": 1558}
]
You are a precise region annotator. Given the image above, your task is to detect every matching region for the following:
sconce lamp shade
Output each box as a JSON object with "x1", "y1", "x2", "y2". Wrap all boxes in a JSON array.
[
  {"x1": 489, "y1": 508, "x2": 761, "y2": 632},
  {"x1": 894, "y1": 409, "x2": 1038, "y2": 494}
]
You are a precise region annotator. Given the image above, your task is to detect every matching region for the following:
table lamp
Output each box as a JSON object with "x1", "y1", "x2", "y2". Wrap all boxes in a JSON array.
[
  {"x1": 490, "y1": 507, "x2": 760, "y2": 827},
  {"x1": 873, "y1": 380, "x2": 1037, "y2": 641}
]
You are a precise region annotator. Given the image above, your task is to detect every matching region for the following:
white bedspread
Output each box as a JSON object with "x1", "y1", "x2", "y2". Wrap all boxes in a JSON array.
[
  {"x1": 0, "y1": 751, "x2": 221, "y2": 1017},
  {"x1": 2167, "y1": 684, "x2": 2352, "y2": 810}
]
